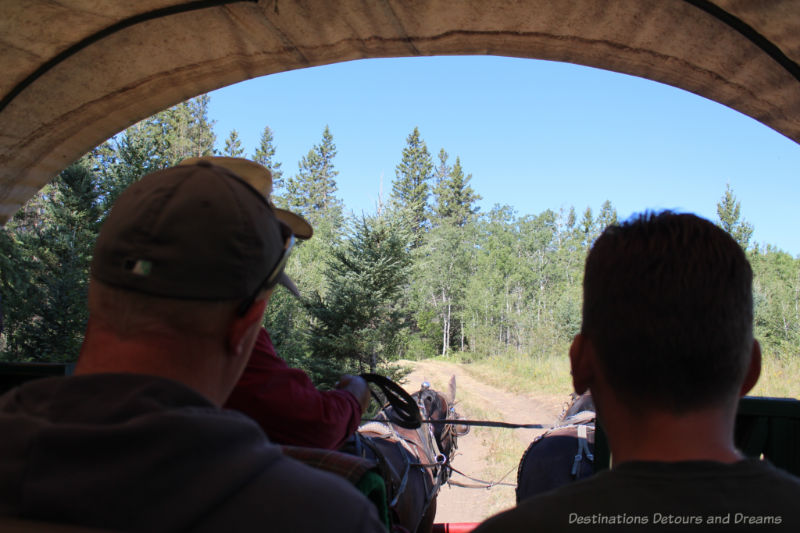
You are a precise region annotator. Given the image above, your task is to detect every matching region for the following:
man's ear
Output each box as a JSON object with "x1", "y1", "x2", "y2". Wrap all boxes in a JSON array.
[
  {"x1": 569, "y1": 333, "x2": 595, "y2": 395},
  {"x1": 739, "y1": 339, "x2": 762, "y2": 397},
  {"x1": 227, "y1": 299, "x2": 268, "y2": 359}
]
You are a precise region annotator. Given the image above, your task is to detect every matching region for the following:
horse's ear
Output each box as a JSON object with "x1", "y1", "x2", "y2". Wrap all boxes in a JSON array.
[{"x1": 448, "y1": 375, "x2": 456, "y2": 405}]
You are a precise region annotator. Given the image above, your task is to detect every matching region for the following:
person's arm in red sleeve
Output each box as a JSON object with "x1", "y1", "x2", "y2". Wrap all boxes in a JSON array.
[{"x1": 225, "y1": 328, "x2": 365, "y2": 449}]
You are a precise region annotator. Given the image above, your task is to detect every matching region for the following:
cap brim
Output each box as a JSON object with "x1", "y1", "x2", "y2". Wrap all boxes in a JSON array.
[
  {"x1": 278, "y1": 272, "x2": 301, "y2": 299},
  {"x1": 275, "y1": 209, "x2": 313, "y2": 240}
]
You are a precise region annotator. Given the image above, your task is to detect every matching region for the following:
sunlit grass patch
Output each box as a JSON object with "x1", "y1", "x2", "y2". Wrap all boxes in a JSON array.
[
  {"x1": 449, "y1": 348, "x2": 572, "y2": 396},
  {"x1": 750, "y1": 354, "x2": 800, "y2": 399},
  {"x1": 450, "y1": 346, "x2": 799, "y2": 401}
]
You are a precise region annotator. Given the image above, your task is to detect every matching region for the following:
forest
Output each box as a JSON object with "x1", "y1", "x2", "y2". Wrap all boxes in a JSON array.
[{"x1": 1, "y1": 95, "x2": 798, "y2": 391}]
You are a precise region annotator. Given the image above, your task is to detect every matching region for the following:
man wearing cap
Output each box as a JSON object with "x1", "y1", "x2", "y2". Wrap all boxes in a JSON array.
[
  {"x1": 0, "y1": 160, "x2": 384, "y2": 532},
  {"x1": 176, "y1": 157, "x2": 371, "y2": 450}
]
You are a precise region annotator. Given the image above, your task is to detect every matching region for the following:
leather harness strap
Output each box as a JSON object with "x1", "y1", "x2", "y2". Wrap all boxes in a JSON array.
[{"x1": 571, "y1": 423, "x2": 595, "y2": 478}]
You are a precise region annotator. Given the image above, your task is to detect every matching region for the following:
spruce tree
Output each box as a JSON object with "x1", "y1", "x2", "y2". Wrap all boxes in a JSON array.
[
  {"x1": 158, "y1": 94, "x2": 216, "y2": 164},
  {"x1": 716, "y1": 183, "x2": 754, "y2": 250},
  {"x1": 391, "y1": 127, "x2": 433, "y2": 248},
  {"x1": 306, "y1": 214, "x2": 410, "y2": 382},
  {"x1": 1, "y1": 161, "x2": 99, "y2": 362},
  {"x1": 96, "y1": 95, "x2": 216, "y2": 216},
  {"x1": 253, "y1": 126, "x2": 284, "y2": 195},
  {"x1": 284, "y1": 125, "x2": 343, "y2": 226},
  {"x1": 223, "y1": 129, "x2": 245, "y2": 157},
  {"x1": 596, "y1": 200, "x2": 618, "y2": 232},
  {"x1": 185, "y1": 95, "x2": 216, "y2": 158},
  {"x1": 579, "y1": 206, "x2": 596, "y2": 248},
  {"x1": 432, "y1": 154, "x2": 481, "y2": 227},
  {"x1": 432, "y1": 148, "x2": 452, "y2": 224}
]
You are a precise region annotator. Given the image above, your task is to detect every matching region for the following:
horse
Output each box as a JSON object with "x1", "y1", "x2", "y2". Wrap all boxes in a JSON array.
[
  {"x1": 516, "y1": 391, "x2": 596, "y2": 503},
  {"x1": 353, "y1": 375, "x2": 463, "y2": 533}
]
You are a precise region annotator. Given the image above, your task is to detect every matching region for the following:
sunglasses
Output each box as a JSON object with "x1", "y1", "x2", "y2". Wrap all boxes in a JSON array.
[{"x1": 237, "y1": 234, "x2": 295, "y2": 316}]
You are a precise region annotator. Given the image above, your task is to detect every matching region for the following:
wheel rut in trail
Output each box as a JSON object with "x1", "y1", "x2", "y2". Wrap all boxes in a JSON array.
[{"x1": 397, "y1": 359, "x2": 568, "y2": 524}]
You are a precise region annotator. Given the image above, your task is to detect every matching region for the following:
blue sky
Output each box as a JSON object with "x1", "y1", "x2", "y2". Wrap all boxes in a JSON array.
[{"x1": 208, "y1": 56, "x2": 800, "y2": 255}]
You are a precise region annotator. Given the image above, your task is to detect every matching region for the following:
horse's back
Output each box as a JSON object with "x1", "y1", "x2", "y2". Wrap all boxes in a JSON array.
[{"x1": 517, "y1": 423, "x2": 595, "y2": 503}]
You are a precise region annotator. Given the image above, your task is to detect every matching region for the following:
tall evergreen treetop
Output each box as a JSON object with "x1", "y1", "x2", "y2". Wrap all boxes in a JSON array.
[
  {"x1": 716, "y1": 183, "x2": 754, "y2": 251},
  {"x1": 433, "y1": 154, "x2": 481, "y2": 227},
  {"x1": 159, "y1": 94, "x2": 216, "y2": 165},
  {"x1": 96, "y1": 95, "x2": 216, "y2": 215},
  {"x1": 285, "y1": 126, "x2": 342, "y2": 225},
  {"x1": 391, "y1": 127, "x2": 433, "y2": 247},
  {"x1": 432, "y1": 149, "x2": 451, "y2": 222},
  {"x1": 596, "y1": 200, "x2": 618, "y2": 232},
  {"x1": 579, "y1": 206, "x2": 595, "y2": 248},
  {"x1": 223, "y1": 129, "x2": 245, "y2": 157},
  {"x1": 185, "y1": 95, "x2": 216, "y2": 159},
  {"x1": 306, "y1": 214, "x2": 410, "y2": 379},
  {"x1": 254, "y1": 126, "x2": 284, "y2": 196}
]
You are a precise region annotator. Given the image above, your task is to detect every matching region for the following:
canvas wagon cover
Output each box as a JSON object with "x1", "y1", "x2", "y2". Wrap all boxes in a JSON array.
[{"x1": 1, "y1": 0, "x2": 799, "y2": 221}]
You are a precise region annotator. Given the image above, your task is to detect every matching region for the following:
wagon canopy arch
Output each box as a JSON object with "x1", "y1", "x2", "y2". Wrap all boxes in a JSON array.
[{"x1": 2, "y1": 0, "x2": 799, "y2": 222}]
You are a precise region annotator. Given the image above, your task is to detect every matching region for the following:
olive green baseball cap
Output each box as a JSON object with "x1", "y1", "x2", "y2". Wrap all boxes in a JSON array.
[{"x1": 91, "y1": 160, "x2": 295, "y2": 300}]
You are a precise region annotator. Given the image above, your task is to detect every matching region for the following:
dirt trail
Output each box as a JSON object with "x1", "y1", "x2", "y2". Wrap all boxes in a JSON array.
[{"x1": 398, "y1": 359, "x2": 567, "y2": 525}]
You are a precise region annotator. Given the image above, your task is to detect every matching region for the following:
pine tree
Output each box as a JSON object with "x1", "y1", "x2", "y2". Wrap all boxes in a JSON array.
[
  {"x1": 253, "y1": 126, "x2": 284, "y2": 195},
  {"x1": 285, "y1": 126, "x2": 343, "y2": 226},
  {"x1": 596, "y1": 200, "x2": 618, "y2": 232},
  {"x1": 716, "y1": 183, "x2": 754, "y2": 250},
  {"x1": 1, "y1": 160, "x2": 99, "y2": 362},
  {"x1": 432, "y1": 154, "x2": 481, "y2": 227},
  {"x1": 185, "y1": 95, "x2": 216, "y2": 158},
  {"x1": 306, "y1": 214, "x2": 410, "y2": 382},
  {"x1": 391, "y1": 127, "x2": 433, "y2": 248},
  {"x1": 223, "y1": 129, "x2": 245, "y2": 157},
  {"x1": 156, "y1": 94, "x2": 216, "y2": 165},
  {"x1": 579, "y1": 206, "x2": 596, "y2": 248},
  {"x1": 432, "y1": 148, "x2": 452, "y2": 224},
  {"x1": 95, "y1": 95, "x2": 216, "y2": 216}
]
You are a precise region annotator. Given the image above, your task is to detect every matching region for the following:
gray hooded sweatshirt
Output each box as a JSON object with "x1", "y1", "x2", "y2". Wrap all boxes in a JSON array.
[{"x1": 0, "y1": 373, "x2": 384, "y2": 532}]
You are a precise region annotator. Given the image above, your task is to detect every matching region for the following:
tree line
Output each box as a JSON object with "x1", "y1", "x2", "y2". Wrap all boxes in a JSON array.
[{"x1": 1, "y1": 95, "x2": 798, "y2": 390}]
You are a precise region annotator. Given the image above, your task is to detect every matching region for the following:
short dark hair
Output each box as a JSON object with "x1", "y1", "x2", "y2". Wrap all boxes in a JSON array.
[{"x1": 582, "y1": 211, "x2": 753, "y2": 413}]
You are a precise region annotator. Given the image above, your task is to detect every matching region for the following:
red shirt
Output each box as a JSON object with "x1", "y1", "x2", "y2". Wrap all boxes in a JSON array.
[{"x1": 225, "y1": 328, "x2": 362, "y2": 449}]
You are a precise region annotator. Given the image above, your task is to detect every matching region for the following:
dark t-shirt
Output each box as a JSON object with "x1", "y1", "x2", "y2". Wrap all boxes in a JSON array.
[{"x1": 475, "y1": 459, "x2": 800, "y2": 532}]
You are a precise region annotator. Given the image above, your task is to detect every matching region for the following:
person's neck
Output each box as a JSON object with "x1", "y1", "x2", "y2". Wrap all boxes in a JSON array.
[
  {"x1": 599, "y1": 392, "x2": 742, "y2": 465},
  {"x1": 75, "y1": 322, "x2": 232, "y2": 406}
]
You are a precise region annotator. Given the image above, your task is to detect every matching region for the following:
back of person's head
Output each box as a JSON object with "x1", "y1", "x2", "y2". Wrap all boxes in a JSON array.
[
  {"x1": 582, "y1": 211, "x2": 753, "y2": 413},
  {"x1": 88, "y1": 158, "x2": 308, "y2": 339}
]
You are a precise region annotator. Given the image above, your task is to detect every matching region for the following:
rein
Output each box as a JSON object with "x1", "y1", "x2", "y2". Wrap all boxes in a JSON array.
[
  {"x1": 447, "y1": 464, "x2": 518, "y2": 489},
  {"x1": 360, "y1": 373, "x2": 422, "y2": 429},
  {"x1": 364, "y1": 417, "x2": 545, "y2": 429},
  {"x1": 426, "y1": 419, "x2": 545, "y2": 430},
  {"x1": 360, "y1": 373, "x2": 545, "y2": 430},
  {"x1": 359, "y1": 374, "x2": 541, "y2": 497}
]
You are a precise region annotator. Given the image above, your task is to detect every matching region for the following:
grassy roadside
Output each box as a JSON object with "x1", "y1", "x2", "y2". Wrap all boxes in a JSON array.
[
  {"x1": 445, "y1": 349, "x2": 573, "y2": 396},
  {"x1": 443, "y1": 348, "x2": 799, "y2": 400},
  {"x1": 750, "y1": 355, "x2": 800, "y2": 399}
]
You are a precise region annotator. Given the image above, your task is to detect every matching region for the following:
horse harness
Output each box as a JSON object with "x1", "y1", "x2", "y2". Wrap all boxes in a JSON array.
[
  {"x1": 519, "y1": 410, "x2": 596, "y2": 482},
  {"x1": 351, "y1": 382, "x2": 456, "y2": 532}
]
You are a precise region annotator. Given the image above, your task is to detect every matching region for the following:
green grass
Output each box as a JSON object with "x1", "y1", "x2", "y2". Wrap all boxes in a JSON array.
[
  {"x1": 446, "y1": 346, "x2": 800, "y2": 400},
  {"x1": 447, "y1": 348, "x2": 573, "y2": 396},
  {"x1": 750, "y1": 354, "x2": 800, "y2": 399}
]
